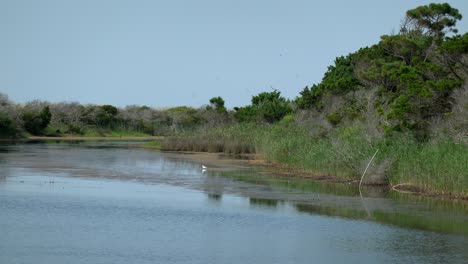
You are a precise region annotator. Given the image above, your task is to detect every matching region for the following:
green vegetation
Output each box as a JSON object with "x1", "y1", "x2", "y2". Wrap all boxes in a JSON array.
[
  {"x1": 0, "y1": 3, "x2": 466, "y2": 196},
  {"x1": 22, "y1": 106, "x2": 51, "y2": 135},
  {"x1": 213, "y1": 168, "x2": 468, "y2": 235},
  {"x1": 296, "y1": 3, "x2": 466, "y2": 140},
  {"x1": 0, "y1": 112, "x2": 18, "y2": 137},
  {"x1": 207, "y1": 96, "x2": 227, "y2": 114},
  {"x1": 234, "y1": 90, "x2": 292, "y2": 123},
  {"x1": 162, "y1": 124, "x2": 259, "y2": 153},
  {"x1": 296, "y1": 203, "x2": 468, "y2": 235},
  {"x1": 162, "y1": 123, "x2": 468, "y2": 195},
  {"x1": 161, "y1": 3, "x2": 468, "y2": 196},
  {"x1": 384, "y1": 138, "x2": 468, "y2": 194},
  {"x1": 0, "y1": 97, "x2": 232, "y2": 138},
  {"x1": 141, "y1": 140, "x2": 162, "y2": 149}
]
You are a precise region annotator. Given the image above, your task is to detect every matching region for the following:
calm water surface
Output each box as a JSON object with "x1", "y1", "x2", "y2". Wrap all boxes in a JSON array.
[{"x1": 0, "y1": 141, "x2": 467, "y2": 264}]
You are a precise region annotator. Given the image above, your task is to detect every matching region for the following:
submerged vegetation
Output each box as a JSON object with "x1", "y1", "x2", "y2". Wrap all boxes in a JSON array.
[{"x1": 1, "y1": 3, "x2": 467, "y2": 196}]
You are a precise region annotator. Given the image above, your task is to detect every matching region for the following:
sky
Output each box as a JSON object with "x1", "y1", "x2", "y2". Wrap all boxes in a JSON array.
[{"x1": 1, "y1": 0, "x2": 467, "y2": 108}]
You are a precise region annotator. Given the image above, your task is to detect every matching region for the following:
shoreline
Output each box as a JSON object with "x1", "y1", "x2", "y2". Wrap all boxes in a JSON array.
[
  {"x1": 159, "y1": 150, "x2": 468, "y2": 202},
  {"x1": 250, "y1": 158, "x2": 468, "y2": 201},
  {"x1": 6, "y1": 138, "x2": 466, "y2": 202}
]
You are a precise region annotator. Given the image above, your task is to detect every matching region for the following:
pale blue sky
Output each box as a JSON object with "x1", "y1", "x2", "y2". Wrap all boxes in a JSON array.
[{"x1": 1, "y1": 0, "x2": 467, "y2": 108}]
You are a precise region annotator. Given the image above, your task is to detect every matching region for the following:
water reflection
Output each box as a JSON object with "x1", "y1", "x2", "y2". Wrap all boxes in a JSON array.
[
  {"x1": 1, "y1": 140, "x2": 467, "y2": 238},
  {"x1": 207, "y1": 193, "x2": 223, "y2": 201},
  {"x1": 1, "y1": 141, "x2": 468, "y2": 264},
  {"x1": 249, "y1": 197, "x2": 280, "y2": 208}
]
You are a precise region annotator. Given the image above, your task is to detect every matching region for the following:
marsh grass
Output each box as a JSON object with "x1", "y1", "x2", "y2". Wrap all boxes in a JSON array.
[
  {"x1": 382, "y1": 138, "x2": 468, "y2": 195},
  {"x1": 162, "y1": 123, "x2": 468, "y2": 195},
  {"x1": 161, "y1": 124, "x2": 260, "y2": 154},
  {"x1": 256, "y1": 125, "x2": 379, "y2": 180}
]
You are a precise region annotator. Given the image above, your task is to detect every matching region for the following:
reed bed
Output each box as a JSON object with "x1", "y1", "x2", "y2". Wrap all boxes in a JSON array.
[{"x1": 161, "y1": 123, "x2": 468, "y2": 196}]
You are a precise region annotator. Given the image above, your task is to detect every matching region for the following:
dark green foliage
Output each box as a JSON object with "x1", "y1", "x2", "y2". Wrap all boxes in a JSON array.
[
  {"x1": 97, "y1": 105, "x2": 118, "y2": 127},
  {"x1": 438, "y1": 33, "x2": 468, "y2": 79},
  {"x1": 235, "y1": 90, "x2": 292, "y2": 123},
  {"x1": 22, "y1": 112, "x2": 42, "y2": 135},
  {"x1": 326, "y1": 111, "x2": 343, "y2": 126},
  {"x1": 233, "y1": 105, "x2": 258, "y2": 123},
  {"x1": 0, "y1": 112, "x2": 17, "y2": 137},
  {"x1": 379, "y1": 33, "x2": 432, "y2": 66},
  {"x1": 136, "y1": 119, "x2": 154, "y2": 135},
  {"x1": 166, "y1": 106, "x2": 202, "y2": 129},
  {"x1": 251, "y1": 90, "x2": 292, "y2": 123},
  {"x1": 293, "y1": 3, "x2": 465, "y2": 140},
  {"x1": 40, "y1": 106, "x2": 52, "y2": 125},
  {"x1": 100, "y1": 105, "x2": 118, "y2": 116},
  {"x1": 295, "y1": 55, "x2": 361, "y2": 110},
  {"x1": 66, "y1": 124, "x2": 84, "y2": 135},
  {"x1": 440, "y1": 33, "x2": 468, "y2": 53},
  {"x1": 22, "y1": 106, "x2": 52, "y2": 135},
  {"x1": 295, "y1": 85, "x2": 322, "y2": 109},
  {"x1": 320, "y1": 55, "x2": 361, "y2": 93},
  {"x1": 351, "y1": 4, "x2": 464, "y2": 139},
  {"x1": 208, "y1": 96, "x2": 227, "y2": 113},
  {"x1": 405, "y1": 3, "x2": 462, "y2": 38}
]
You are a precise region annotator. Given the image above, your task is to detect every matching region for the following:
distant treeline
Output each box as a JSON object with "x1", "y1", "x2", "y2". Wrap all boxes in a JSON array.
[{"x1": 0, "y1": 95, "x2": 235, "y2": 137}]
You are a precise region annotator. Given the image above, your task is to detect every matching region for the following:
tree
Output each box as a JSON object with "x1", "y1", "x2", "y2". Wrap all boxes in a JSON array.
[
  {"x1": 252, "y1": 90, "x2": 292, "y2": 123},
  {"x1": 295, "y1": 85, "x2": 322, "y2": 109},
  {"x1": 403, "y1": 3, "x2": 462, "y2": 39},
  {"x1": 165, "y1": 106, "x2": 201, "y2": 132},
  {"x1": 22, "y1": 106, "x2": 52, "y2": 135},
  {"x1": 49, "y1": 102, "x2": 85, "y2": 134},
  {"x1": 320, "y1": 55, "x2": 361, "y2": 93},
  {"x1": 97, "y1": 104, "x2": 118, "y2": 127},
  {"x1": 233, "y1": 105, "x2": 258, "y2": 123},
  {"x1": 40, "y1": 106, "x2": 52, "y2": 126},
  {"x1": 437, "y1": 33, "x2": 468, "y2": 80},
  {"x1": 208, "y1": 96, "x2": 227, "y2": 113},
  {"x1": 351, "y1": 3, "x2": 466, "y2": 139},
  {"x1": 235, "y1": 90, "x2": 292, "y2": 123},
  {"x1": 294, "y1": 54, "x2": 361, "y2": 110},
  {"x1": 0, "y1": 112, "x2": 18, "y2": 137}
]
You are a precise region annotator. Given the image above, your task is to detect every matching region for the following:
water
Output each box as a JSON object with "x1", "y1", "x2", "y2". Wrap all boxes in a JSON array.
[{"x1": 0, "y1": 141, "x2": 467, "y2": 264}]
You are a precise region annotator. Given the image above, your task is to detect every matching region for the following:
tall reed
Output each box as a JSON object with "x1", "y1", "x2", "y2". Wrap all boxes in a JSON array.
[{"x1": 161, "y1": 123, "x2": 468, "y2": 195}]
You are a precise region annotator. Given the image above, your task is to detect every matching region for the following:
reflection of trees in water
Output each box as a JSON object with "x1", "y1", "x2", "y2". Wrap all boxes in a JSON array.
[
  {"x1": 207, "y1": 193, "x2": 222, "y2": 201},
  {"x1": 295, "y1": 202, "x2": 468, "y2": 236},
  {"x1": 0, "y1": 144, "x2": 15, "y2": 181},
  {"x1": 249, "y1": 197, "x2": 280, "y2": 208},
  {"x1": 295, "y1": 203, "x2": 368, "y2": 220},
  {"x1": 305, "y1": 201, "x2": 468, "y2": 262}
]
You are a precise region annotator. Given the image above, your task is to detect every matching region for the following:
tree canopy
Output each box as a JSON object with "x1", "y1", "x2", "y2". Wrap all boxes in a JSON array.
[
  {"x1": 403, "y1": 3, "x2": 462, "y2": 38},
  {"x1": 208, "y1": 96, "x2": 227, "y2": 113},
  {"x1": 235, "y1": 90, "x2": 292, "y2": 123}
]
